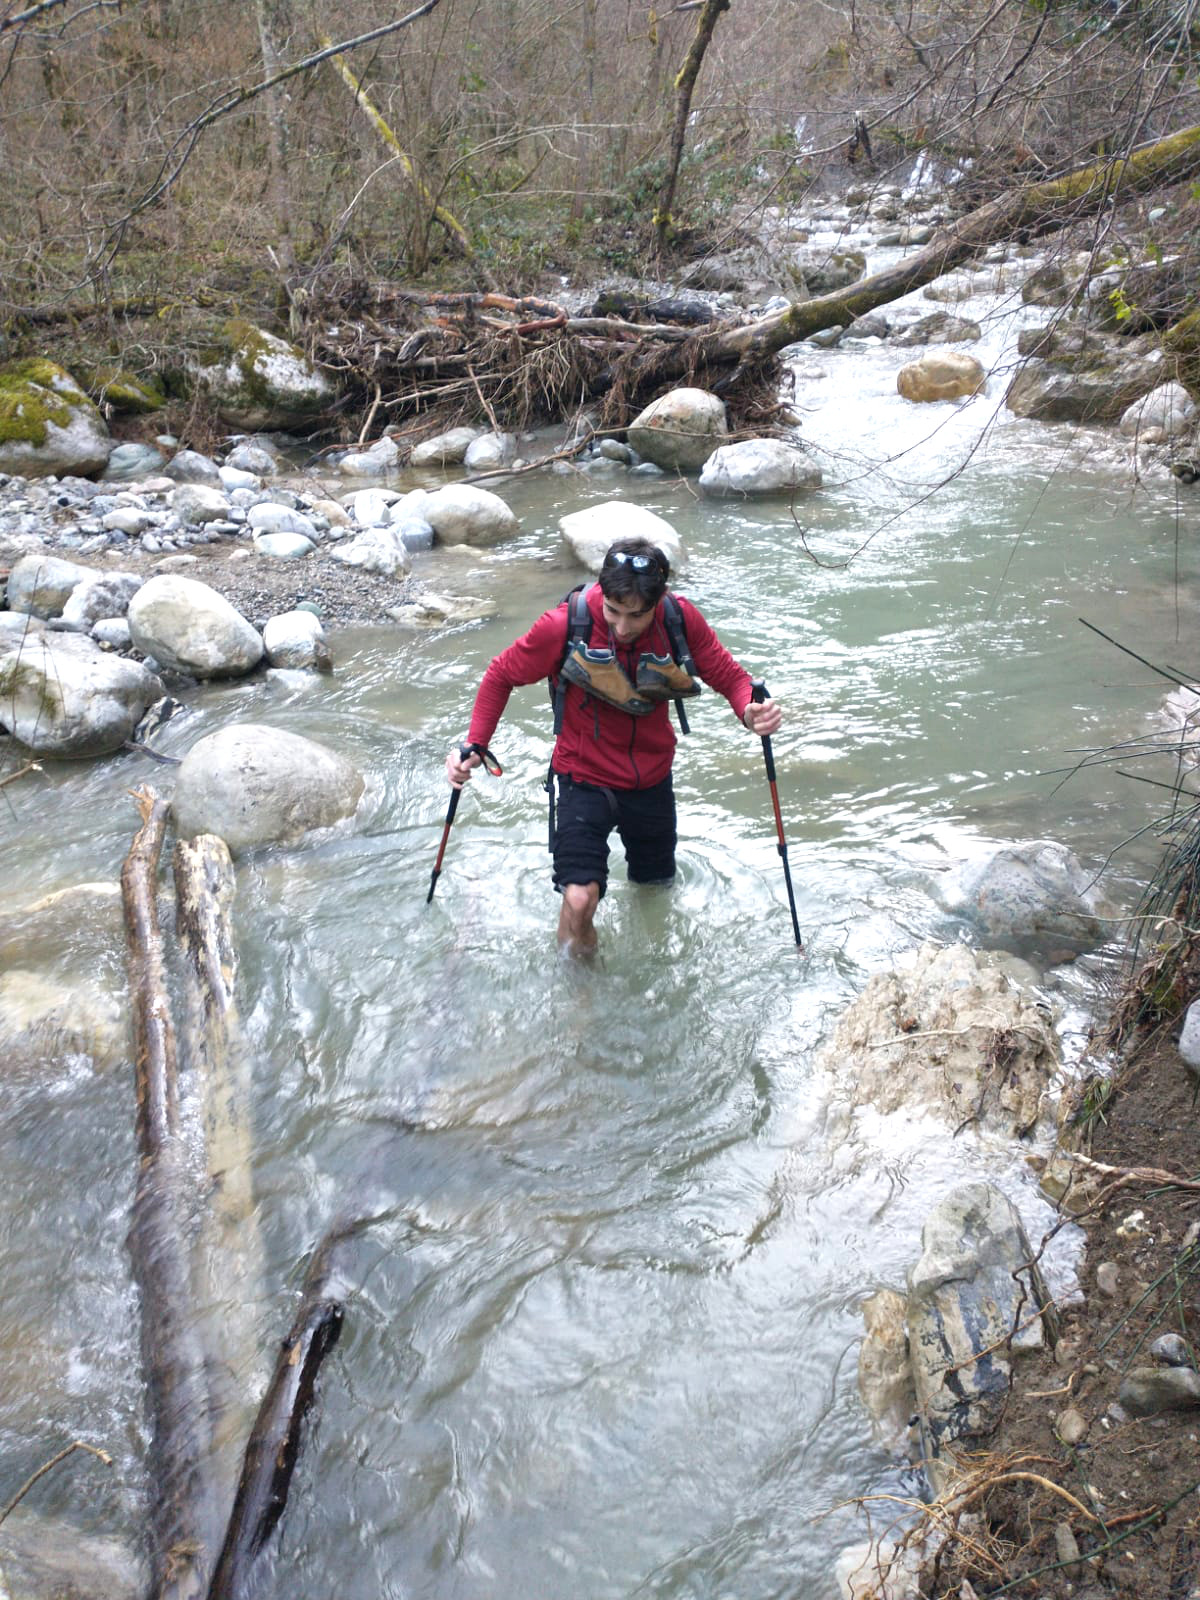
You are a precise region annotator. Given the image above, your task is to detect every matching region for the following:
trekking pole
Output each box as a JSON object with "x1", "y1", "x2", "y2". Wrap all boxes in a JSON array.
[
  {"x1": 426, "y1": 742, "x2": 502, "y2": 904},
  {"x1": 750, "y1": 680, "x2": 802, "y2": 948}
]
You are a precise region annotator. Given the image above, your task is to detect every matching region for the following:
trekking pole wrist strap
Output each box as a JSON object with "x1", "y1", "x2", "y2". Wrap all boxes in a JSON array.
[{"x1": 459, "y1": 741, "x2": 503, "y2": 776}]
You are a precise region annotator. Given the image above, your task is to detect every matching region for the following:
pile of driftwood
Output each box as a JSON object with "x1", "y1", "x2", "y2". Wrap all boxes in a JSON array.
[
  {"x1": 303, "y1": 282, "x2": 790, "y2": 438},
  {"x1": 120, "y1": 787, "x2": 362, "y2": 1600},
  {"x1": 293, "y1": 126, "x2": 1200, "y2": 444}
]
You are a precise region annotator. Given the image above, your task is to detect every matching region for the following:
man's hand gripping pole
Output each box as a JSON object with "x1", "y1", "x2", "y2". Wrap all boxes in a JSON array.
[{"x1": 426, "y1": 743, "x2": 502, "y2": 904}]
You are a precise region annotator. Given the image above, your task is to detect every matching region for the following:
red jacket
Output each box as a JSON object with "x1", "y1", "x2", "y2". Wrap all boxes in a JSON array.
[{"x1": 467, "y1": 584, "x2": 755, "y2": 789}]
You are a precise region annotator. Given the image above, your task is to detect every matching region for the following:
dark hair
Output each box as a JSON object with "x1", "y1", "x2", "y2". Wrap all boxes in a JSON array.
[{"x1": 598, "y1": 538, "x2": 669, "y2": 608}]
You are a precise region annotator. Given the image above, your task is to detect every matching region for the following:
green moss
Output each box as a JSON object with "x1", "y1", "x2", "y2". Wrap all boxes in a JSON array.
[
  {"x1": 0, "y1": 359, "x2": 88, "y2": 447},
  {"x1": 83, "y1": 366, "x2": 167, "y2": 415},
  {"x1": 0, "y1": 656, "x2": 61, "y2": 725}
]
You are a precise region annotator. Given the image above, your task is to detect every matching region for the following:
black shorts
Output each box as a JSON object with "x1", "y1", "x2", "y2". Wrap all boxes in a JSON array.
[{"x1": 551, "y1": 772, "x2": 676, "y2": 899}]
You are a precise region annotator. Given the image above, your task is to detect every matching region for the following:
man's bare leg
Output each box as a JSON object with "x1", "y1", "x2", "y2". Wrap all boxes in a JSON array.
[{"x1": 558, "y1": 882, "x2": 600, "y2": 956}]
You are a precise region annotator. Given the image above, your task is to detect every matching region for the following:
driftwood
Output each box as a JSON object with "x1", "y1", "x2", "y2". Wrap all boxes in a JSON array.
[
  {"x1": 173, "y1": 835, "x2": 266, "y2": 1511},
  {"x1": 306, "y1": 122, "x2": 1200, "y2": 436},
  {"x1": 121, "y1": 787, "x2": 218, "y2": 1600},
  {"x1": 206, "y1": 1223, "x2": 365, "y2": 1600}
]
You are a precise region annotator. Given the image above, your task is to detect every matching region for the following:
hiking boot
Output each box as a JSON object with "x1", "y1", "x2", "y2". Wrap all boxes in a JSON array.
[
  {"x1": 636, "y1": 653, "x2": 702, "y2": 701},
  {"x1": 560, "y1": 642, "x2": 656, "y2": 715}
]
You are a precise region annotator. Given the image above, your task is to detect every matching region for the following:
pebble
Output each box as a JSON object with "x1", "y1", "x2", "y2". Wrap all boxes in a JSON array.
[
  {"x1": 1095, "y1": 1261, "x2": 1121, "y2": 1296},
  {"x1": 1150, "y1": 1333, "x2": 1193, "y2": 1367},
  {"x1": 1056, "y1": 1406, "x2": 1088, "y2": 1444},
  {"x1": 1053, "y1": 1522, "x2": 1081, "y2": 1565}
]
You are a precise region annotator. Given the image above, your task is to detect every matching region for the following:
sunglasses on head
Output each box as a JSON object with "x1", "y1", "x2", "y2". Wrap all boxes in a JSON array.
[{"x1": 606, "y1": 550, "x2": 662, "y2": 573}]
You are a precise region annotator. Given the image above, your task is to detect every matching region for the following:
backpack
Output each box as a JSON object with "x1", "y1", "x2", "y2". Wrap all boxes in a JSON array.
[{"x1": 549, "y1": 583, "x2": 696, "y2": 735}]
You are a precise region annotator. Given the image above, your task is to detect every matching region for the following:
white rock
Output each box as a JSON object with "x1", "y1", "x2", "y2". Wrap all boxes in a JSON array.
[
  {"x1": 102, "y1": 507, "x2": 159, "y2": 536},
  {"x1": 386, "y1": 592, "x2": 498, "y2": 627},
  {"x1": 1180, "y1": 998, "x2": 1200, "y2": 1071},
  {"x1": 6, "y1": 554, "x2": 98, "y2": 618},
  {"x1": 627, "y1": 387, "x2": 728, "y2": 471},
  {"x1": 558, "y1": 501, "x2": 683, "y2": 572},
  {"x1": 223, "y1": 440, "x2": 278, "y2": 475},
  {"x1": 59, "y1": 571, "x2": 142, "y2": 630},
  {"x1": 172, "y1": 483, "x2": 231, "y2": 525},
  {"x1": 349, "y1": 487, "x2": 396, "y2": 527},
  {"x1": 218, "y1": 466, "x2": 262, "y2": 492},
  {"x1": 699, "y1": 438, "x2": 822, "y2": 496},
  {"x1": 329, "y1": 528, "x2": 411, "y2": 577},
  {"x1": 463, "y1": 431, "x2": 517, "y2": 470},
  {"x1": 0, "y1": 632, "x2": 163, "y2": 755},
  {"x1": 253, "y1": 532, "x2": 315, "y2": 561},
  {"x1": 262, "y1": 609, "x2": 328, "y2": 670},
  {"x1": 411, "y1": 426, "x2": 484, "y2": 467},
  {"x1": 127, "y1": 574, "x2": 263, "y2": 678},
  {"x1": 421, "y1": 484, "x2": 519, "y2": 546},
  {"x1": 92, "y1": 617, "x2": 132, "y2": 648},
  {"x1": 246, "y1": 502, "x2": 319, "y2": 540},
  {"x1": 171, "y1": 722, "x2": 364, "y2": 852},
  {"x1": 1119, "y1": 380, "x2": 1197, "y2": 439}
]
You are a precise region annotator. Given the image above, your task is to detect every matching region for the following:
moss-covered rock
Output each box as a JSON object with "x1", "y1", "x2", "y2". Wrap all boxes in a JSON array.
[
  {"x1": 189, "y1": 320, "x2": 336, "y2": 431},
  {"x1": 82, "y1": 366, "x2": 167, "y2": 415},
  {"x1": 0, "y1": 359, "x2": 111, "y2": 478}
]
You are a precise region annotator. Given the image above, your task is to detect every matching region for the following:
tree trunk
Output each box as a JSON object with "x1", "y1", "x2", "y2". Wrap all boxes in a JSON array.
[
  {"x1": 653, "y1": 0, "x2": 730, "y2": 255},
  {"x1": 121, "y1": 788, "x2": 218, "y2": 1600},
  {"x1": 693, "y1": 122, "x2": 1200, "y2": 367},
  {"x1": 254, "y1": 0, "x2": 297, "y2": 276},
  {"x1": 173, "y1": 835, "x2": 266, "y2": 1519}
]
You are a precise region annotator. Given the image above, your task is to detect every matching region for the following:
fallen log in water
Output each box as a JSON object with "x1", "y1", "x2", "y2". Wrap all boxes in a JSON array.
[
  {"x1": 206, "y1": 1221, "x2": 368, "y2": 1600},
  {"x1": 120, "y1": 786, "x2": 218, "y2": 1600},
  {"x1": 173, "y1": 834, "x2": 266, "y2": 1515}
]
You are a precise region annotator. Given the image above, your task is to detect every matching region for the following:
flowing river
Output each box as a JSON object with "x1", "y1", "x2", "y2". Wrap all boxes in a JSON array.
[{"x1": 2, "y1": 260, "x2": 1196, "y2": 1597}]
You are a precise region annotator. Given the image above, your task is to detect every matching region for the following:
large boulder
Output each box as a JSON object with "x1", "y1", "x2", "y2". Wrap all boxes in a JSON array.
[
  {"x1": 421, "y1": 484, "x2": 519, "y2": 545},
  {"x1": 679, "y1": 243, "x2": 806, "y2": 299},
  {"x1": 897, "y1": 351, "x2": 986, "y2": 403},
  {"x1": 0, "y1": 632, "x2": 163, "y2": 755},
  {"x1": 907, "y1": 1184, "x2": 1051, "y2": 1488},
  {"x1": 558, "y1": 501, "x2": 684, "y2": 572},
  {"x1": 190, "y1": 320, "x2": 335, "y2": 431},
  {"x1": 5, "y1": 554, "x2": 100, "y2": 619},
  {"x1": 464, "y1": 431, "x2": 517, "y2": 470},
  {"x1": 816, "y1": 941, "x2": 1060, "y2": 1139},
  {"x1": 127, "y1": 574, "x2": 263, "y2": 679},
  {"x1": 172, "y1": 723, "x2": 364, "y2": 852},
  {"x1": 793, "y1": 247, "x2": 866, "y2": 295},
  {"x1": 699, "y1": 438, "x2": 822, "y2": 496},
  {"x1": 627, "y1": 388, "x2": 728, "y2": 471},
  {"x1": 951, "y1": 839, "x2": 1112, "y2": 961},
  {"x1": 0, "y1": 359, "x2": 111, "y2": 478},
  {"x1": 1119, "y1": 380, "x2": 1197, "y2": 440},
  {"x1": 1005, "y1": 326, "x2": 1166, "y2": 423}
]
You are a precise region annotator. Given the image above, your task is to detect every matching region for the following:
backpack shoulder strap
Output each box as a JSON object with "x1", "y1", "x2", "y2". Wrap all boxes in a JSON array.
[
  {"x1": 659, "y1": 592, "x2": 696, "y2": 736},
  {"x1": 550, "y1": 584, "x2": 593, "y2": 733}
]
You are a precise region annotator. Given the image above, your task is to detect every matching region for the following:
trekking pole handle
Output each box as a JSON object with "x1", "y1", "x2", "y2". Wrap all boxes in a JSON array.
[
  {"x1": 750, "y1": 680, "x2": 776, "y2": 781},
  {"x1": 459, "y1": 741, "x2": 503, "y2": 777}
]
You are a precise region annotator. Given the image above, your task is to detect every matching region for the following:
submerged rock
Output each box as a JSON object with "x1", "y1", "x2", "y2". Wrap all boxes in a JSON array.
[
  {"x1": 172, "y1": 722, "x2": 364, "y2": 852},
  {"x1": 951, "y1": 839, "x2": 1112, "y2": 961}
]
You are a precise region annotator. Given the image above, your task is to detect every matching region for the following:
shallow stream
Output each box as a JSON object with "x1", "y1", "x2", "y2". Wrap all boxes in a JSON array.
[{"x1": 2, "y1": 261, "x2": 1198, "y2": 1597}]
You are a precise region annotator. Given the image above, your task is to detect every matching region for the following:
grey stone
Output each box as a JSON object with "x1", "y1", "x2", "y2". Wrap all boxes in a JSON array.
[
  {"x1": 421, "y1": 484, "x2": 518, "y2": 546},
  {"x1": 163, "y1": 448, "x2": 222, "y2": 488},
  {"x1": 627, "y1": 388, "x2": 728, "y2": 471},
  {"x1": 1180, "y1": 998, "x2": 1200, "y2": 1073},
  {"x1": 953, "y1": 839, "x2": 1112, "y2": 961},
  {"x1": 252, "y1": 531, "x2": 314, "y2": 561},
  {"x1": 60, "y1": 571, "x2": 142, "y2": 629},
  {"x1": 262, "y1": 609, "x2": 330, "y2": 670},
  {"x1": 559, "y1": 501, "x2": 683, "y2": 573},
  {"x1": 172, "y1": 722, "x2": 363, "y2": 853},
  {"x1": 0, "y1": 631, "x2": 163, "y2": 755},
  {"x1": 246, "y1": 502, "x2": 318, "y2": 540},
  {"x1": 1118, "y1": 1365, "x2": 1200, "y2": 1417},
  {"x1": 1095, "y1": 1261, "x2": 1121, "y2": 1296},
  {"x1": 127, "y1": 574, "x2": 263, "y2": 678},
  {"x1": 411, "y1": 427, "x2": 483, "y2": 467},
  {"x1": 1150, "y1": 1333, "x2": 1193, "y2": 1367},
  {"x1": 907, "y1": 1183, "x2": 1049, "y2": 1479},
  {"x1": 100, "y1": 441, "x2": 169, "y2": 482},
  {"x1": 172, "y1": 483, "x2": 230, "y2": 525},
  {"x1": 5, "y1": 553, "x2": 98, "y2": 618}
]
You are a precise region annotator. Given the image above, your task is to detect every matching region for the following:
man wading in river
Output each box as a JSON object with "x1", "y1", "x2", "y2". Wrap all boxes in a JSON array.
[{"x1": 445, "y1": 537, "x2": 782, "y2": 955}]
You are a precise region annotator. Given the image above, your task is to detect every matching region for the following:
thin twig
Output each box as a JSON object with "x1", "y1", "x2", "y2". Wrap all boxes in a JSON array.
[{"x1": 0, "y1": 1441, "x2": 112, "y2": 1527}]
